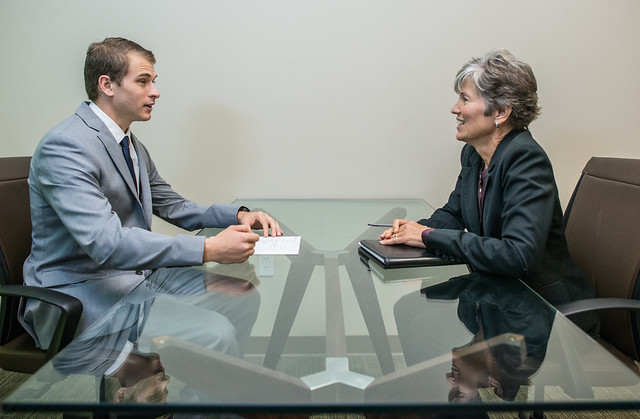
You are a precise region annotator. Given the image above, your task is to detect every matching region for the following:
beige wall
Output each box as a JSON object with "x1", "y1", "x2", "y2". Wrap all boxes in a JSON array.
[{"x1": 2, "y1": 1, "x2": 639, "y2": 235}]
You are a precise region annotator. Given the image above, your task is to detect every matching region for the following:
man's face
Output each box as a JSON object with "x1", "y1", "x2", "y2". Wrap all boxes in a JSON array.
[{"x1": 110, "y1": 51, "x2": 159, "y2": 131}]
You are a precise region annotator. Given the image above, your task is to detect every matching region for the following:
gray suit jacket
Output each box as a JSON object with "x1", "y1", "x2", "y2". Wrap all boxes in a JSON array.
[{"x1": 22, "y1": 102, "x2": 241, "y2": 348}]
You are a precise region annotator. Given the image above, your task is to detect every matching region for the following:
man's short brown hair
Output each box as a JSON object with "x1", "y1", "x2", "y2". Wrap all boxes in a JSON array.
[{"x1": 84, "y1": 37, "x2": 155, "y2": 101}]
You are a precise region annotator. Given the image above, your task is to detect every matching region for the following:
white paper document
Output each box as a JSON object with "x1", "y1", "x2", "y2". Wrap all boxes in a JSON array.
[{"x1": 254, "y1": 236, "x2": 301, "y2": 255}]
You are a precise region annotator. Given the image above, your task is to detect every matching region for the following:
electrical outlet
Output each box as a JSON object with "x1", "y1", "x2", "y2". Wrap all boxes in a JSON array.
[{"x1": 259, "y1": 255, "x2": 274, "y2": 276}]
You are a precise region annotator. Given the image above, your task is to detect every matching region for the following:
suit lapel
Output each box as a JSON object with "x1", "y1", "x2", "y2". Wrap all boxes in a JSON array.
[
  {"x1": 130, "y1": 133, "x2": 153, "y2": 229},
  {"x1": 76, "y1": 103, "x2": 142, "y2": 206},
  {"x1": 104, "y1": 135, "x2": 140, "y2": 199}
]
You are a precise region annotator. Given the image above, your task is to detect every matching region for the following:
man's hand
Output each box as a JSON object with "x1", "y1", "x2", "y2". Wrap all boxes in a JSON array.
[
  {"x1": 203, "y1": 225, "x2": 260, "y2": 264},
  {"x1": 237, "y1": 210, "x2": 283, "y2": 237}
]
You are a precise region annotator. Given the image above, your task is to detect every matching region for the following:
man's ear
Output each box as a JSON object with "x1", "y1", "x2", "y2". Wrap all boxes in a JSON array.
[{"x1": 97, "y1": 75, "x2": 115, "y2": 98}]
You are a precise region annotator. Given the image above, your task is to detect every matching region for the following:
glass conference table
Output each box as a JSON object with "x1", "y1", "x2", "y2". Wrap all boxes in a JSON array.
[{"x1": 5, "y1": 199, "x2": 640, "y2": 417}]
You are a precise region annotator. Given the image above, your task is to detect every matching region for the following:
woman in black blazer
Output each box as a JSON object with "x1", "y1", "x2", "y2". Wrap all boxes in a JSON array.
[{"x1": 380, "y1": 49, "x2": 598, "y2": 334}]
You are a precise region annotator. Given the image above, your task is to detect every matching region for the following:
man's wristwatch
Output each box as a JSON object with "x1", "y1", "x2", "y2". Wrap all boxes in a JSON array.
[{"x1": 237, "y1": 206, "x2": 250, "y2": 223}]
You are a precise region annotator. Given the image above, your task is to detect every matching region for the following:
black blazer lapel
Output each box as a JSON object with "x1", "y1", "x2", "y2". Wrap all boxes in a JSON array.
[{"x1": 461, "y1": 152, "x2": 483, "y2": 235}]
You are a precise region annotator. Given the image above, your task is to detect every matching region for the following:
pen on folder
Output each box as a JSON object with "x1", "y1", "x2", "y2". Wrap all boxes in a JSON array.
[{"x1": 368, "y1": 223, "x2": 393, "y2": 227}]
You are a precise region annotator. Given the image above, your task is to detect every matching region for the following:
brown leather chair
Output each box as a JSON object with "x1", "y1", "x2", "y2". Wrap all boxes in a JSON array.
[
  {"x1": 0, "y1": 156, "x2": 82, "y2": 374},
  {"x1": 559, "y1": 157, "x2": 640, "y2": 373}
]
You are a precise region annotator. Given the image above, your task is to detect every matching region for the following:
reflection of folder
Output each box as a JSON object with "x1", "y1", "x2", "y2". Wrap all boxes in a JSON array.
[
  {"x1": 367, "y1": 259, "x2": 463, "y2": 284},
  {"x1": 358, "y1": 240, "x2": 461, "y2": 269}
]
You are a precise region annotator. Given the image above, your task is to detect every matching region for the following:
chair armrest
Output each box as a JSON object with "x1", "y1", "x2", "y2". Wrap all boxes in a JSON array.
[
  {"x1": 0, "y1": 285, "x2": 83, "y2": 355},
  {"x1": 557, "y1": 298, "x2": 640, "y2": 317}
]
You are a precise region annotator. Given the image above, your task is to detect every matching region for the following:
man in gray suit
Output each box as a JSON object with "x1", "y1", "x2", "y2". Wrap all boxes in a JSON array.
[{"x1": 21, "y1": 37, "x2": 281, "y2": 349}]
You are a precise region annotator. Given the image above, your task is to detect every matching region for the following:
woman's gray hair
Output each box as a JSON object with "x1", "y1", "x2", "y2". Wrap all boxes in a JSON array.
[{"x1": 454, "y1": 49, "x2": 541, "y2": 130}]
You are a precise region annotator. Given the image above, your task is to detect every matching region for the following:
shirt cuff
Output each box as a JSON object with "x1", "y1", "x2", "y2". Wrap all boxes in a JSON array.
[{"x1": 421, "y1": 228, "x2": 434, "y2": 248}]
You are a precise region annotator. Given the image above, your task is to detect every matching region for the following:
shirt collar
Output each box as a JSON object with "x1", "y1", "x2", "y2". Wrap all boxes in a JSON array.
[{"x1": 88, "y1": 101, "x2": 130, "y2": 144}]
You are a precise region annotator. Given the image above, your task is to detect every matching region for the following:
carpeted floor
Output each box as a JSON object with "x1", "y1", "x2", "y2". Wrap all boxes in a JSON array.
[{"x1": 0, "y1": 369, "x2": 60, "y2": 418}]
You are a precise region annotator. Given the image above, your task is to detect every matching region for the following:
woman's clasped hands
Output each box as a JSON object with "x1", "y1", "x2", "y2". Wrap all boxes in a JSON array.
[{"x1": 379, "y1": 219, "x2": 430, "y2": 248}]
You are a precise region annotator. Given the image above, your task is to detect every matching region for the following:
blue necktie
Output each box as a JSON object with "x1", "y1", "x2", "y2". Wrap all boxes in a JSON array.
[{"x1": 121, "y1": 135, "x2": 137, "y2": 184}]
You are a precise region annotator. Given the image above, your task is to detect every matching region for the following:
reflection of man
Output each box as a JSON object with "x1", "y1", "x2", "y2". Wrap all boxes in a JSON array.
[
  {"x1": 138, "y1": 266, "x2": 261, "y2": 357},
  {"x1": 50, "y1": 265, "x2": 259, "y2": 405},
  {"x1": 50, "y1": 297, "x2": 170, "y2": 405},
  {"x1": 22, "y1": 37, "x2": 280, "y2": 349},
  {"x1": 105, "y1": 348, "x2": 170, "y2": 405}
]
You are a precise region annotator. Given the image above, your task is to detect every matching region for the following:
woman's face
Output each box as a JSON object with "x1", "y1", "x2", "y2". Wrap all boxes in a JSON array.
[
  {"x1": 451, "y1": 78, "x2": 497, "y2": 146},
  {"x1": 446, "y1": 344, "x2": 491, "y2": 403}
]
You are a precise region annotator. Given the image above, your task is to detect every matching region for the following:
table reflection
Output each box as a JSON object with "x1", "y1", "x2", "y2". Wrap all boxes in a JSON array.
[
  {"x1": 49, "y1": 263, "x2": 260, "y2": 406},
  {"x1": 393, "y1": 272, "x2": 554, "y2": 407}
]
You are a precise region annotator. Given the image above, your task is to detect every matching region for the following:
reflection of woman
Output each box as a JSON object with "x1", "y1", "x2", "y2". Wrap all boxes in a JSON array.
[
  {"x1": 447, "y1": 337, "x2": 497, "y2": 403},
  {"x1": 424, "y1": 273, "x2": 555, "y2": 402},
  {"x1": 393, "y1": 272, "x2": 554, "y2": 415},
  {"x1": 380, "y1": 50, "x2": 596, "y2": 333}
]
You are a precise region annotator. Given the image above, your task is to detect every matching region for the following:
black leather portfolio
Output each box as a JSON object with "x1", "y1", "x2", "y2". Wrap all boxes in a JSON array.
[{"x1": 358, "y1": 239, "x2": 460, "y2": 269}]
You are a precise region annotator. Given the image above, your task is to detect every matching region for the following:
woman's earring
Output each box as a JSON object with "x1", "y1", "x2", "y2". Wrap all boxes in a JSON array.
[{"x1": 495, "y1": 121, "x2": 499, "y2": 128}]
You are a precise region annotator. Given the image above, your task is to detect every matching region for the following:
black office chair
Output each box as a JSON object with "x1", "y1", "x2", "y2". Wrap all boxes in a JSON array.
[
  {"x1": 559, "y1": 157, "x2": 640, "y2": 374},
  {"x1": 0, "y1": 156, "x2": 83, "y2": 374}
]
